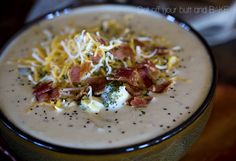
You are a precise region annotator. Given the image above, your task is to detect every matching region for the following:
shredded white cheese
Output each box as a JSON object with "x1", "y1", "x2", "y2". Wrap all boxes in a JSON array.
[
  {"x1": 141, "y1": 49, "x2": 157, "y2": 59},
  {"x1": 43, "y1": 29, "x2": 53, "y2": 40},
  {"x1": 87, "y1": 86, "x2": 93, "y2": 100},
  {"x1": 32, "y1": 50, "x2": 44, "y2": 64},
  {"x1": 155, "y1": 64, "x2": 167, "y2": 70},
  {"x1": 136, "y1": 36, "x2": 152, "y2": 41},
  {"x1": 135, "y1": 45, "x2": 142, "y2": 62}
]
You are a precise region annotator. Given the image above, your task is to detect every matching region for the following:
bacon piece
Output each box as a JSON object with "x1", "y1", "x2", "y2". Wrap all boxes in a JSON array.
[
  {"x1": 88, "y1": 76, "x2": 107, "y2": 95},
  {"x1": 116, "y1": 68, "x2": 133, "y2": 77},
  {"x1": 33, "y1": 82, "x2": 60, "y2": 102},
  {"x1": 130, "y1": 70, "x2": 145, "y2": 88},
  {"x1": 114, "y1": 66, "x2": 152, "y2": 89},
  {"x1": 33, "y1": 82, "x2": 52, "y2": 96},
  {"x1": 137, "y1": 66, "x2": 153, "y2": 88},
  {"x1": 110, "y1": 44, "x2": 134, "y2": 60},
  {"x1": 129, "y1": 96, "x2": 153, "y2": 107},
  {"x1": 138, "y1": 61, "x2": 160, "y2": 81},
  {"x1": 140, "y1": 61, "x2": 158, "y2": 72},
  {"x1": 113, "y1": 61, "x2": 161, "y2": 90},
  {"x1": 136, "y1": 61, "x2": 160, "y2": 82},
  {"x1": 112, "y1": 68, "x2": 132, "y2": 82},
  {"x1": 115, "y1": 68, "x2": 145, "y2": 89},
  {"x1": 149, "y1": 81, "x2": 172, "y2": 93},
  {"x1": 36, "y1": 93, "x2": 50, "y2": 102},
  {"x1": 50, "y1": 88, "x2": 60, "y2": 101},
  {"x1": 69, "y1": 66, "x2": 81, "y2": 83},
  {"x1": 69, "y1": 63, "x2": 91, "y2": 83},
  {"x1": 80, "y1": 62, "x2": 91, "y2": 75},
  {"x1": 33, "y1": 82, "x2": 48, "y2": 94},
  {"x1": 124, "y1": 83, "x2": 143, "y2": 97}
]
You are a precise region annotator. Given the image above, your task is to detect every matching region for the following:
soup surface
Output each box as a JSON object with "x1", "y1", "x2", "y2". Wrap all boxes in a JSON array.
[{"x1": 0, "y1": 5, "x2": 212, "y2": 149}]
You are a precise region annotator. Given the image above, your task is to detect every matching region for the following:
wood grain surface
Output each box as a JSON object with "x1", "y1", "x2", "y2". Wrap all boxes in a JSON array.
[{"x1": 181, "y1": 84, "x2": 236, "y2": 161}]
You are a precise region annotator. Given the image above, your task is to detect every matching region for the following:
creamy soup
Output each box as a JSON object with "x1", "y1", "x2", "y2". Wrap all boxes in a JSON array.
[{"x1": 0, "y1": 5, "x2": 212, "y2": 149}]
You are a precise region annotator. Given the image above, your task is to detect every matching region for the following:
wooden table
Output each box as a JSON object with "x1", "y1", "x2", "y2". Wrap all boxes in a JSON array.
[{"x1": 181, "y1": 84, "x2": 236, "y2": 161}]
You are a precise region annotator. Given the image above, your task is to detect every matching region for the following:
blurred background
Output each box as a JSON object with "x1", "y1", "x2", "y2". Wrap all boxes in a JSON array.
[{"x1": 0, "y1": 0, "x2": 235, "y2": 161}]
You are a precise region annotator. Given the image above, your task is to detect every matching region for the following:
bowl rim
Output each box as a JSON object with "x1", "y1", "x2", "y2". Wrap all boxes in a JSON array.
[{"x1": 0, "y1": 3, "x2": 217, "y2": 155}]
